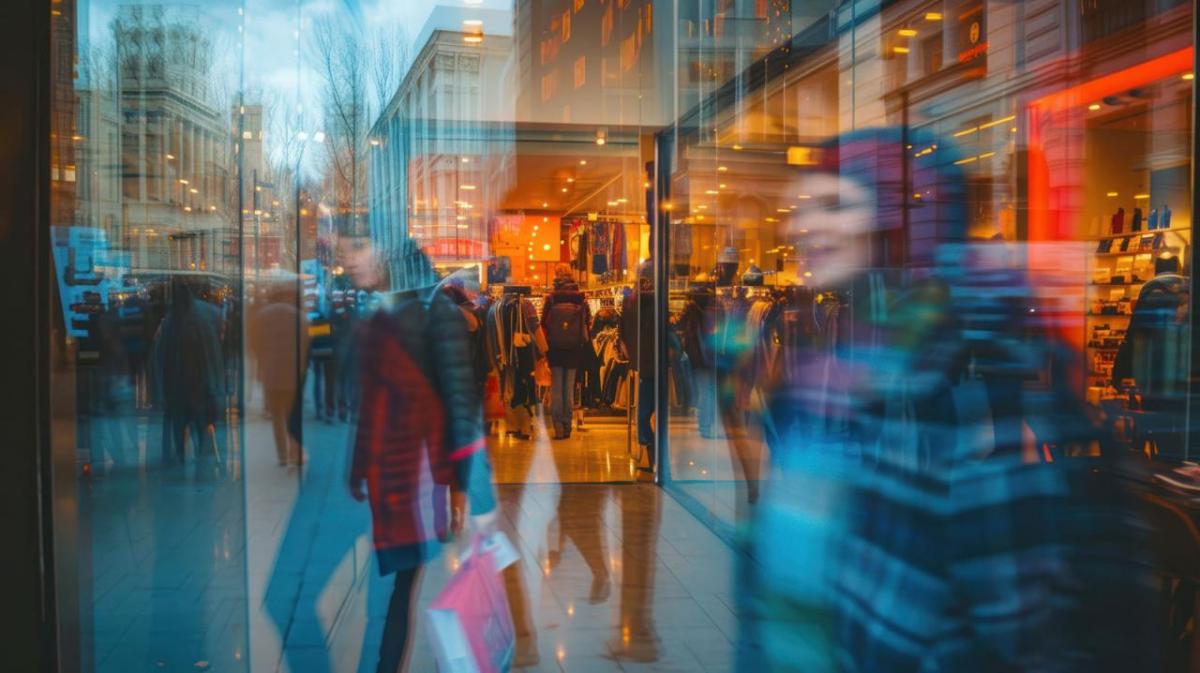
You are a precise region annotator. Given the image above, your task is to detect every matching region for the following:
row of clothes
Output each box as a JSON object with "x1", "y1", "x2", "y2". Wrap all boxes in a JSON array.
[{"x1": 566, "y1": 219, "x2": 629, "y2": 276}]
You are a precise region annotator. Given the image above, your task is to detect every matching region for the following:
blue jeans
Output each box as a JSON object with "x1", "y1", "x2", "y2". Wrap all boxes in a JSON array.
[
  {"x1": 696, "y1": 367, "x2": 715, "y2": 438},
  {"x1": 637, "y1": 374, "x2": 655, "y2": 460},
  {"x1": 550, "y1": 366, "x2": 576, "y2": 436}
]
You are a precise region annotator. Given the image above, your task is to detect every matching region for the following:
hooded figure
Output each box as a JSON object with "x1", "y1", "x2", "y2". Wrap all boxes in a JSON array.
[{"x1": 738, "y1": 128, "x2": 1155, "y2": 673}]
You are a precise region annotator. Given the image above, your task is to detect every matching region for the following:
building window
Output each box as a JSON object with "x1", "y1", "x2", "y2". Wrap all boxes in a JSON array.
[
  {"x1": 574, "y1": 56, "x2": 586, "y2": 89},
  {"x1": 541, "y1": 69, "x2": 558, "y2": 102}
]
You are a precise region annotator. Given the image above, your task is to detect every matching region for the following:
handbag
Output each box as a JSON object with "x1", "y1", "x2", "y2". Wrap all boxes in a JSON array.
[
  {"x1": 534, "y1": 358, "x2": 552, "y2": 387},
  {"x1": 426, "y1": 535, "x2": 515, "y2": 673}
]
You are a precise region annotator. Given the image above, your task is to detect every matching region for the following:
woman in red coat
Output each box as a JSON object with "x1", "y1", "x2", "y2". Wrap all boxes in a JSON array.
[{"x1": 343, "y1": 236, "x2": 497, "y2": 673}]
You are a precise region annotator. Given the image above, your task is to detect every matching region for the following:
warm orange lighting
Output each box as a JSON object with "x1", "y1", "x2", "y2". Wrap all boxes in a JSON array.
[
  {"x1": 894, "y1": 46, "x2": 910, "y2": 54},
  {"x1": 463, "y1": 35, "x2": 483, "y2": 44},
  {"x1": 1184, "y1": 73, "x2": 1195, "y2": 81},
  {"x1": 1088, "y1": 103, "x2": 1101, "y2": 111},
  {"x1": 925, "y1": 12, "x2": 943, "y2": 21},
  {"x1": 898, "y1": 28, "x2": 917, "y2": 37},
  {"x1": 1106, "y1": 191, "x2": 1119, "y2": 197},
  {"x1": 732, "y1": 144, "x2": 743, "y2": 150},
  {"x1": 460, "y1": 185, "x2": 476, "y2": 190},
  {"x1": 717, "y1": 165, "x2": 728, "y2": 172}
]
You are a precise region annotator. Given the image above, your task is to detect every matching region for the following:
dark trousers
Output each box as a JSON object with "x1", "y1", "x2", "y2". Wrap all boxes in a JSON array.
[
  {"x1": 376, "y1": 565, "x2": 423, "y2": 673},
  {"x1": 637, "y1": 374, "x2": 655, "y2": 459},
  {"x1": 311, "y1": 359, "x2": 338, "y2": 417}
]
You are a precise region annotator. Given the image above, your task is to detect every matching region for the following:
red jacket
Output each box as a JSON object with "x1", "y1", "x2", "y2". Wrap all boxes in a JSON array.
[{"x1": 351, "y1": 292, "x2": 494, "y2": 571}]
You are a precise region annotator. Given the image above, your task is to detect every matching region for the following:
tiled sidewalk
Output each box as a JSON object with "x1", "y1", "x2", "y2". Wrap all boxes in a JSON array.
[{"x1": 83, "y1": 406, "x2": 741, "y2": 672}]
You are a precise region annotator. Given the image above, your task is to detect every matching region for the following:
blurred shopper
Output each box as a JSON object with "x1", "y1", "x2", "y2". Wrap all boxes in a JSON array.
[
  {"x1": 308, "y1": 307, "x2": 338, "y2": 421},
  {"x1": 250, "y1": 283, "x2": 308, "y2": 466},
  {"x1": 86, "y1": 297, "x2": 135, "y2": 467},
  {"x1": 541, "y1": 265, "x2": 592, "y2": 439},
  {"x1": 620, "y1": 261, "x2": 656, "y2": 476},
  {"x1": 344, "y1": 236, "x2": 498, "y2": 673},
  {"x1": 1112, "y1": 252, "x2": 1190, "y2": 458},
  {"x1": 151, "y1": 277, "x2": 225, "y2": 466},
  {"x1": 738, "y1": 128, "x2": 1156, "y2": 672},
  {"x1": 677, "y1": 283, "x2": 717, "y2": 438}
]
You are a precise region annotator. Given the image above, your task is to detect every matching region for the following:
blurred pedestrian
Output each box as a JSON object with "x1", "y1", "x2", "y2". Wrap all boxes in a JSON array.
[{"x1": 151, "y1": 277, "x2": 225, "y2": 466}]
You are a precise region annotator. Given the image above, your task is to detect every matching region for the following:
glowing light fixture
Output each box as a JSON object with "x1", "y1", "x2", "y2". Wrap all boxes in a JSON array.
[
  {"x1": 1088, "y1": 103, "x2": 1101, "y2": 111},
  {"x1": 898, "y1": 28, "x2": 917, "y2": 37}
]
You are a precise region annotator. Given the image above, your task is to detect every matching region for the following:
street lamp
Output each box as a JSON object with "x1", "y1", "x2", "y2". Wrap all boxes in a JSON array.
[{"x1": 292, "y1": 130, "x2": 324, "y2": 457}]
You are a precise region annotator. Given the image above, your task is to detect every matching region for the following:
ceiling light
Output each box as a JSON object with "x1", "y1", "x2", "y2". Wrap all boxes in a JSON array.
[
  {"x1": 542, "y1": 202, "x2": 548, "y2": 208},
  {"x1": 1088, "y1": 103, "x2": 1101, "y2": 111},
  {"x1": 705, "y1": 189, "x2": 719, "y2": 195},
  {"x1": 579, "y1": 159, "x2": 587, "y2": 165},
  {"x1": 798, "y1": 194, "x2": 811, "y2": 199},
  {"x1": 461, "y1": 156, "x2": 470, "y2": 162},
  {"x1": 561, "y1": 187, "x2": 568, "y2": 193},
  {"x1": 567, "y1": 178, "x2": 574, "y2": 183},
  {"x1": 1184, "y1": 73, "x2": 1195, "y2": 81},
  {"x1": 717, "y1": 165, "x2": 728, "y2": 172},
  {"x1": 732, "y1": 144, "x2": 743, "y2": 151},
  {"x1": 894, "y1": 46, "x2": 910, "y2": 54},
  {"x1": 925, "y1": 12, "x2": 943, "y2": 20},
  {"x1": 462, "y1": 19, "x2": 482, "y2": 26},
  {"x1": 898, "y1": 28, "x2": 917, "y2": 37},
  {"x1": 1106, "y1": 192, "x2": 1119, "y2": 197},
  {"x1": 1134, "y1": 193, "x2": 1150, "y2": 199},
  {"x1": 461, "y1": 184, "x2": 476, "y2": 190},
  {"x1": 464, "y1": 35, "x2": 483, "y2": 43}
]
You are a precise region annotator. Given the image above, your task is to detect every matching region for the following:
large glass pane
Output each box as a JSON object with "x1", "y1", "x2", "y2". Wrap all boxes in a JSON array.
[{"x1": 45, "y1": 0, "x2": 1200, "y2": 670}]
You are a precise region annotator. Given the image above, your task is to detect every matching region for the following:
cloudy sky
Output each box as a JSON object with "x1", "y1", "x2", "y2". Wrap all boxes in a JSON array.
[{"x1": 80, "y1": 0, "x2": 509, "y2": 171}]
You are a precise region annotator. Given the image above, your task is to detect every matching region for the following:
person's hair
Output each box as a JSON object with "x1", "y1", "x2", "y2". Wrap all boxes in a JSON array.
[{"x1": 1155, "y1": 252, "x2": 1181, "y2": 275}]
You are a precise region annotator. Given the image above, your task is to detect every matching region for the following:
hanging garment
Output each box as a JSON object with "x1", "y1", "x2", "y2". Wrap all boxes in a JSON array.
[
  {"x1": 591, "y1": 222, "x2": 611, "y2": 275},
  {"x1": 610, "y1": 221, "x2": 627, "y2": 273},
  {"x1": 1147, "y1": 209, "x2": 1159, "y2": 231},
  {"x1": 1131, "y1": 207, "x2": 1143, "y2": 232},
  {"x1": 1162, "y1": 205, "x2": 1172, "y2": 229},
  {"x1": 1111, "y1": 207, "x2": 1125, "y2": 235}
]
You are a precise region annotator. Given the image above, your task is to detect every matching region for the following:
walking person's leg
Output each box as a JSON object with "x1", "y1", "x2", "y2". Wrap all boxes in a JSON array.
[
  {"x1": 550, "y1": 365, "x2": 566, "y2": 438},
  {"x1": 637, "y1": 374, "x2": 655, "y2": 466},
  {"x1": 375, "y1": 565, "x2": 424, "y2": 673},
  {"x1": 561, "y1": 366, "x2": 575, "y2": 438}
]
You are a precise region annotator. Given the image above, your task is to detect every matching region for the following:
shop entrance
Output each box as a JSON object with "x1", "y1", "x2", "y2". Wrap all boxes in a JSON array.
[{"x1": 473, "y1": 128, "x2": 657, "y2": 484}]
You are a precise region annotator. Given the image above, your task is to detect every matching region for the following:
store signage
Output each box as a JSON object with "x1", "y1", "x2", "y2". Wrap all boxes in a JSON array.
[
  {"x1": 786, "y1": 146, "x2": 822, "y2": 166},
  {"x1": 957, "y1": 0, "x2": 987, "y2": 64}
]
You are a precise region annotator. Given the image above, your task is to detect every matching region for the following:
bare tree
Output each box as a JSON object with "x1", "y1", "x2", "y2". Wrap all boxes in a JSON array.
[
  {"x1": 309, "y1": 13, "x2": 367, "y2": 234},
  {"x1": 309, "y1": 15, "x2": 411, "y2": 236}
]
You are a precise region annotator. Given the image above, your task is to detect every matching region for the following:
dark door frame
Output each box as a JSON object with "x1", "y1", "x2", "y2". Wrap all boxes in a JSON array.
[{"x1": 0, "y1": 0, "x2": 59, "y2": 670}]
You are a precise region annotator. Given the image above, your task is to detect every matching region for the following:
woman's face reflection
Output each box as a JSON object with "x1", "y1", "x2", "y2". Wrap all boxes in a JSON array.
[
  {"x1": 787, "y1": 172, "x2": 875, "y2": 287},
  {"x1": 338, "y1": 237, "x2": 383, "y2": 290}
]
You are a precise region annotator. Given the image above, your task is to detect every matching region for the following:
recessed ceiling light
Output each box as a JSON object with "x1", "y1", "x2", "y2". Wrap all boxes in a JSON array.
[
  {"x1": 894, "y1": 46, "x2": 910, "y2": 54},
  {"x1": 898, "y1": 28, "x2": 917, "y2": 37},
  {"x1": 925, "y1": 12, "x2": 943, "y2": 21},
  {"x1": 1088, "y1": 103, "x2": 1101, "y2": 111},
  {"x1": 461, "y1": 184, "x2": 476, "y2": 190},
  {"x1": 1184, "y1": 73, "x2": 1195, "y2": 81}
]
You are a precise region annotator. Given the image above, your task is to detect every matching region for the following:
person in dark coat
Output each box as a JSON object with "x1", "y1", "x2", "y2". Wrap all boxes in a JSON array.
[
  {"x1": 620, "y1": 262, "x2": 656, "y2": 472},
  {"x1": 152, "y1": 277, "x2": 226, "y2": 465},
  {"x1": 541, "y1": 266, "x2": 592, "y2": 439},
  {"x1": 344, "y1": 236, "x2": 498, "y2": 673}
]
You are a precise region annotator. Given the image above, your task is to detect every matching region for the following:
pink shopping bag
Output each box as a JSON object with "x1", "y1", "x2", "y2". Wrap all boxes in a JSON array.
[{"x1": 425, "y1": 535, "x2": 515, "y2": 673}]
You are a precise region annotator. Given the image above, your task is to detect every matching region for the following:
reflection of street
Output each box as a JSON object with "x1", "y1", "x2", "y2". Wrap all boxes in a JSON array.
[{"x1": 84, "y1": 378, "x2": 738, "y2": 672}]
